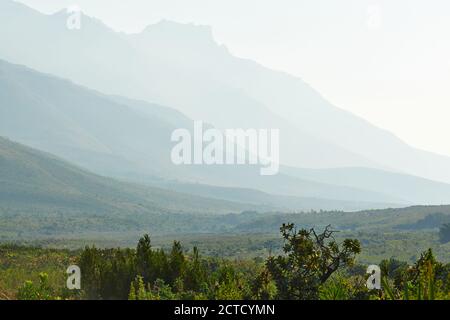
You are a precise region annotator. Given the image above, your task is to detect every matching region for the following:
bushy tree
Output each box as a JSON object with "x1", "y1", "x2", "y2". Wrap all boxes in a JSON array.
[
  {"x1": 380, "y1": 257, "x2": 409, "y2": 289},
  {"x1": 184, "y1": 247, "x2": 208, "y2": 292},
  {"x1": 251, "y1": 269, "x2": 277, "y2": 300},
  {"x1": 136, "y1": 234, "x2": 152, "y2": 282},
  {"x1": 17, "y1": 273, "x2": 56, "y2": 300},
  {"x1": 128, "y1": 275, "x2": 157, "y2": 300},
  {"x1": 381, "y1": 249, "x2": 450, "y2": 300},
  {"x1": 79, "y1": 246, "x2": 135, "y2": 299},
  {"x1": 169, "y1": 241, "x2": 186, "y2": 286},
  {"x1": 266, "y1": 224, "x2": 361, "y2": 300}
]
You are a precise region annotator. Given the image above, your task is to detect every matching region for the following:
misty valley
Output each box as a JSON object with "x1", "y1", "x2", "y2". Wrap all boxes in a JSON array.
[{"x1": 0, "y1": 0, "x2": 449, "y2": 304}]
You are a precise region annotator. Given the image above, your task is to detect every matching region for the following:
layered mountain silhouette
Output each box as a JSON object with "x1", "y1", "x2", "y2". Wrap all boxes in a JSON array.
[
  {"x1": 0, "y1": 135, "x2": 286, "y2": 216},
  {"x1": 0, "y1": 134, "x2": 404, "y2": 217},
  {"x1": 2, "y1": 59, "x2": 450, "y2": 208},
  {"x1": 1, "y1": 0, "x2": 450, "y2": 184},
  {"x1": 1, "y1": 0, "x2": 450, "y2": 216}
]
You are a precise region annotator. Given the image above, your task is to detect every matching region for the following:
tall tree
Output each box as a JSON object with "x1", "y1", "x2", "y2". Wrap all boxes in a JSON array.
[{"x1": 266, "y1": 224, "x2": 361, "y2": 300}]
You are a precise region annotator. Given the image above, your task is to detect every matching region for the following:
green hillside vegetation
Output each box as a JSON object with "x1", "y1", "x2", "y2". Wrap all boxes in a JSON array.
[{"x1": 0, "y1": 135, "x2": 449, "y2": 263}]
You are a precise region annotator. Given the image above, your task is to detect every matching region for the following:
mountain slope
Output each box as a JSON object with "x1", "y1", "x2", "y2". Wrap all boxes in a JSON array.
[
  {"x1": 126, "y1": 20, "x2": 450, "y2": 182},
  {"x1": 146, "y1": 181, "x2": 401, "y2": 212},
  {"x1": 0, "y1": 136, "x2": 281, "y2": 216},
  {"x1": 0, "y1": 134, "x2": 401, "y2": 232},
  {"x1": 282, "y1": 166, "x2": 450, "y2": 204},
  {"x1": 0, "y1": 2, "x2": 393, "y2": 171},
  {"x1": 0, "y1": 59, "x2": 408, "y2": 208},
  {"x1": 2, "y1": 59, "x2": 450, "y2": 207},
  {"x1": 1, "y1": 1, "x2": 450, "y2": 183}
]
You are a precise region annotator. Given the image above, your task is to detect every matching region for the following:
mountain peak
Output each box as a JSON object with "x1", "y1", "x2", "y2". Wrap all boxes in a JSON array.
[
  {"x1": 0, "y1": 0, "x2": 40, "y2": 14},
  {"x1": 140, "y1": 20, "x2": 217, "y2": 46}
]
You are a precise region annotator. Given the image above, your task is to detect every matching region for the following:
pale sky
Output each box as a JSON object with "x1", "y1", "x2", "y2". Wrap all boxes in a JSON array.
[{"x1": 15, "y1": 0, "x2": 450, "y2": 157}]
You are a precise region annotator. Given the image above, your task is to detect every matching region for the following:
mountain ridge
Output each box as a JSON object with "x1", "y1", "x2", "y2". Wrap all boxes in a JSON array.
[
  {"x1": 0, "y1": 58, "x2": 407, "y2": 208},
  {"x1": 2, "y1": 58, "x2": 450, "y2": 207}
]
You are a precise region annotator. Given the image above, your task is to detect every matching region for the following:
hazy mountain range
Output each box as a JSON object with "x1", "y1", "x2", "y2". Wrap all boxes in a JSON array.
[
  {"x1": 0, "y1": 0, "x2": 450, "y2": 217},
  {"x1": 0, "y1": 59, "x2": 401, "y2": 209},
  {"x1": 2, "y1": 59, "x2": 450, "y2": 209},
  {"x1": 2, "y1": 0, "x2": 450, "y2": 184},
  {"x1": 0, "y1": 136, "x2": 273, "y2": 216}
]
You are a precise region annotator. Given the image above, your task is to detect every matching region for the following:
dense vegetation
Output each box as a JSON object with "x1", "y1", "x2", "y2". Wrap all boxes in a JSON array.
[
  {"x1": 1, "y1": 224, "x2": 449, "y2": 300},
  {"x1": 3, "y1": 206, "x2": 449, "y2": 265}
]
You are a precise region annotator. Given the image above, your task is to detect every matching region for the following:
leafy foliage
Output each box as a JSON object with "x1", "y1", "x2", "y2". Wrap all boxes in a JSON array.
[
  {"x1": 379, "y1": 249, "x2": 450, "y2": 300},
  {"x1": 17, "y1": 273, "x2": 56, "y2": 300},
  {"x1": 266, "y1": 224, "x2": 360, "y2": 299}
]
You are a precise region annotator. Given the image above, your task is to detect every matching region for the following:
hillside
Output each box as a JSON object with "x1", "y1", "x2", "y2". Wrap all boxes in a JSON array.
[
  {"x1": 1, "y1": 1, "x2": 450, "y2": 183},
  {"x1": 2, "y1": 59, "x2": 450, "y2": 207},
  {"x1": 1, "y1": 2, "x2": 450, "y2": 209},
  {"x1": 0, "y1": 59, "x2": 407, "y2": 208},
  {"x1": 3, "y1": 135, "x2": 409, "y2": 242},
  {"x1": 0, "y1": 136, "x2": 280, "y2": 219}
]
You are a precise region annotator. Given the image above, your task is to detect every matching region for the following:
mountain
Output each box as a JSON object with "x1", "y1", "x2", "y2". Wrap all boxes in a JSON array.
[
  {"x1": 282, "y1": 166, "x2": 450, "y2": 205},
  {"x1": 0, "y1": 61, "x2": 450, "y2": 210},
  {"x1": 0, "y1": 135, "x2": 282, "y2": 217},
  {"x1": 2, "y1": 58, "x2": 450, "y2": 207},
  {"x1": 1, "y1": 1, "x2": 450, "y2": 183},
  {"x1": 145, "y1": 181, "x2": 401, "y2": 212},
  {"x1": 0, "y1": 59, "x2": 404, "y2": 209},
  {"x1": 0, "y1": 135, "x2": 280, "y2": 237},
  {"x1": 1, "y1": 135, "x2": 412, "y2": 242}
]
